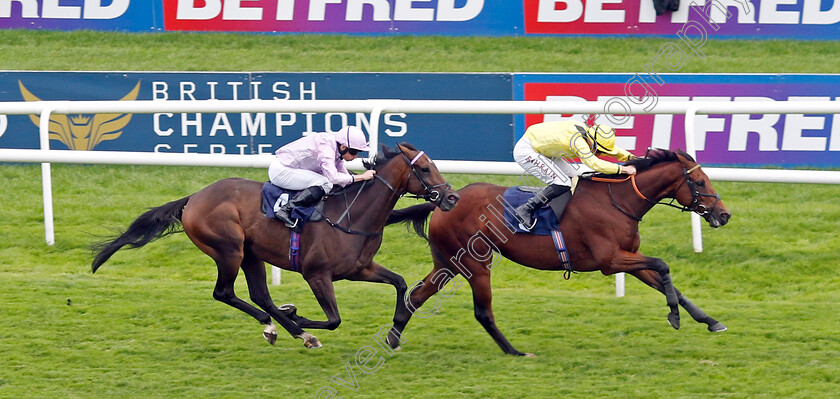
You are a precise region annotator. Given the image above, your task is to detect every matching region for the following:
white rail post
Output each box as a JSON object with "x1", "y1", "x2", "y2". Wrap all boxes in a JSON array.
[
  {"x1": 271, "y1": 266, "x2": 282, "y2": 286},
  {"x1": 39, "y1": 107, "x2": 56, "y2": 246},
  {"x1": 615, "y1": 272, "x2": 625, "y2": 297},
  {"x1": 684, "y1": 106, "x2": 703, "y2": 253},
  {"x1": 368, "y1": 105, "x2": 383, "y2": 157}
]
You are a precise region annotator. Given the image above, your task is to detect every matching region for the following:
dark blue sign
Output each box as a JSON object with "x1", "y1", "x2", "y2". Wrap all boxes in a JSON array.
[{"x1": 0, "y1": 72, "x2": 513, "y2": 161}]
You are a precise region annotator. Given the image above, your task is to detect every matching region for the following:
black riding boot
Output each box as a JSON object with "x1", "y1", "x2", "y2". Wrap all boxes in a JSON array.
[
  {"x1": 513, "y1": 184, "x2": 570, "y2": 229},
  {"x1": 276, "y1": 186, "x2": 326, "y2": 231}
]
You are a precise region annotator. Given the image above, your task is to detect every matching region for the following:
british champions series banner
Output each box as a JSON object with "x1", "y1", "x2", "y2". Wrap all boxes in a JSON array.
[
  {"x1": 0, "y1": 72, "x2": 514, "y2": 162},
  {"x1": 2, "y1": 1, "x2": 840, "y2": 39},
  {"x1": 1, "y1": 71, "x2": 840, "y2": 167}
]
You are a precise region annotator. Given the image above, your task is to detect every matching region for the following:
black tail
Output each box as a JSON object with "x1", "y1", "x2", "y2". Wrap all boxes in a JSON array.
[
  {"x1": 386, "y1": 202, "x2": 436, "y2": 242},
  {"x1": 91, "y1": 196, "x2": 191, "y2": 273}
]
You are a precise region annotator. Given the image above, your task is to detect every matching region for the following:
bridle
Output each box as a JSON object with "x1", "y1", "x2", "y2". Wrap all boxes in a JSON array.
[
  {"x1": 664, "y1": 164, "x2": 722, "y2": 217},
  {"x1": 400, "y1": 150, "x2": 452, "y2": 203},
  {"x1": 323, "y1": 147, "x2": 451, "y2": 235},
  {"x1": 590, "y1": 163, "x2": 721, "y2": 222}
]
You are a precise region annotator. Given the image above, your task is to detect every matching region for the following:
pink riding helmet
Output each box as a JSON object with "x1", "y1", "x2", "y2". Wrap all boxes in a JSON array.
[{"x1": 334, "y1": 126, "x2": 371, "y2": 151}]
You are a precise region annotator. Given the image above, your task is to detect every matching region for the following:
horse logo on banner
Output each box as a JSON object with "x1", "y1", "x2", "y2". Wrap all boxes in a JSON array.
[{"x1": 18, "y1": 80, "x2": 140, "y2": 150}]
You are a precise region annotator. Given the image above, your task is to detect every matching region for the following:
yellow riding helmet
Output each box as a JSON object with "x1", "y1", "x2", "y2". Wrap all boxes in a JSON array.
[{"x1": 586, "y1": 124, "x2": 616, "y2": 152}]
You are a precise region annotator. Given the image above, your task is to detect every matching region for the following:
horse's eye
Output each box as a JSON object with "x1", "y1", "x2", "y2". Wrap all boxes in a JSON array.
[
  {"x1": 421, "y1": 167, "x2": 431, "y2": 173},
  {"x1": 696, "y1": 180, "x2": 705, "y2": 187}
]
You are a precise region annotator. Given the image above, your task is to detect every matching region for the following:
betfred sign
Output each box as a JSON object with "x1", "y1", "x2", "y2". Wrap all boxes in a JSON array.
[
  {"x1": 3, "y1": 1, "x2": 840, "y2": 38},
  {"x1": 515, "y1": 74, "x2": 840, "y2": 167},
  {"x1": 161, "y1": 0, "x2": 510, "y2": 34},
  {"x1": 524, "y1": 0, "x2": 840, "y2": 38},
  {"x1": 0, "y1": 0, "x2": 154, "y2": 31}
]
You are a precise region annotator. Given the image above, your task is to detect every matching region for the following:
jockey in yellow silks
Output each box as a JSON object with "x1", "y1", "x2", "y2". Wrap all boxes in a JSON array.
[{"x1": 512, "y1": 119, "x2": 637, "y2": 229}]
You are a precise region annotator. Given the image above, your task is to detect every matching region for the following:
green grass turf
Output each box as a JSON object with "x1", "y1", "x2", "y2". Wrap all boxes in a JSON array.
[
  {"x1": 1, "y1": 29, "x2": 839, "y2": 398},
  {"x1": 2, "y1": 30, "x2": 840, "y2": 73},
  {"x1": 0, "y1": 164, "x2": 838, "y2": 398}
]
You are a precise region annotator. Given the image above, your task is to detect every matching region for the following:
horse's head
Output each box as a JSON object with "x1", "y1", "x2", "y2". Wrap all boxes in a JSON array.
[
  {"x1": 365, "y1": 143, "x2": 459, "y2": 211},
  {"x1": 628, "y1": 149, "x2": 730, "y2": 228},
  {"x1": 671, "y1": 150, "x2": 731, "y2": 228}
]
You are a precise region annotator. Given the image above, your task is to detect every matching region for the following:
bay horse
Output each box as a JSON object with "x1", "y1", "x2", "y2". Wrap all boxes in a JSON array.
[
  {"x1": 386, "y1": 149, "x2": 730, "y2": 356},
  {"x1": 91, "y1": 143, "x2": 459, "y2": 349}
]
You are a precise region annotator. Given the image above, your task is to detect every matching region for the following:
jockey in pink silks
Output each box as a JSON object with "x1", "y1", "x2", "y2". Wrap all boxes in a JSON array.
[{"x1": 268, "y1": 126, "x2": 375, "y2": 229}]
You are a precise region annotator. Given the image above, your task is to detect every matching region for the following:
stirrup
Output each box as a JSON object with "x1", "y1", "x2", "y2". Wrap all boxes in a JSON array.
[
  {"x1": 520, "y1": 216, "x2": 537, "y2": 230},
  {"x1": 514, "y1": 208, "x2": 537, "y2": 230},
  {"x1": 275, "y1": 209, "x2": 299, "y2": 229}
]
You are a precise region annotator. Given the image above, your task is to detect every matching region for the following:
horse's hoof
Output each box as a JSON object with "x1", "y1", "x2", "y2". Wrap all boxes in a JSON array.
[
  {"x1": 668, "y1": 314, "x2": 681, "y2": 330},
  {"x1": 298, "y1": 332, "x2": 322, "y2": 349},
  {"x1": 524, "y1": 353, "x2": 537, "y2": 358},
  {"x1": 708, "y1": 322, "x2": 728, "y2": 332},
  {"x1": 263, "y1": 331, "x2": 277, "y2": 345},
  {"x1": 304, "y1": 337, "x2": 322, "y2": 349}
]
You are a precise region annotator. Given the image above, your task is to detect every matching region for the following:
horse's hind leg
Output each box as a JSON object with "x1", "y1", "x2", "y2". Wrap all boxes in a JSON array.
[
  {"x1": 468, "y1": 270, "x2": 533, "y2": 357},
  {"x1": 388, "y1": 248, "x2": 458, "y2": 350},
  {"x1": 209, "y1": 253, "x2": 278, "y2": 342},
  {"x1": 239, "y1": 251, "x2": 319, "y2": 348},
  {"x1": 630, "y1": 269, "x2": 726, "y2": 332}
]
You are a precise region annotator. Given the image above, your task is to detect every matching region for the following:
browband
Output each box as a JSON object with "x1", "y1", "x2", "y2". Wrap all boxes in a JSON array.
[{"x1": 410, "y1": 151, "x2": 425, "y2": 165}]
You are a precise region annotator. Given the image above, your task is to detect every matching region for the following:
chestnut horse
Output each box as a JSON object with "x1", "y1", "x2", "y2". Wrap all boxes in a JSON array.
[
  {"x1": 92, "y1": 144, "x2": 459, "y2": 349},
  {"x1": 386, "y1": 149, "x2": 730, "y2": 356}
]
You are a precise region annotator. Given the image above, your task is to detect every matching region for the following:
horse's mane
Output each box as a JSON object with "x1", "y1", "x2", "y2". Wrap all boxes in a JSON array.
[
  {"x1": 329, "y1": 143, "x2": 417, "y2": 196},
  {"x1": 624, "y1": 148, "x2": 694, "y2": 172},
  {"x1": 362, "y1": 142, "x2": 417, "y2": 171}
]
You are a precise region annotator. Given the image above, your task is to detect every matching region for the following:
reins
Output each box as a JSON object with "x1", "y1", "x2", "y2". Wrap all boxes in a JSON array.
[
  {"x1": 323, "y1": 177, "x2": 386, "y2": 236},
  {"x1": 322, "y1": 149, "x2": 445, "y2": 236},
  {"x1": 590, "y1": 175, "x2": 648, "y2": 200},
  {"x1": 588, "y1": 163, "x2": 718, "y2": 222},
  {"x1": 590, "y1": 175, "x2": 645, "y2": 222}
]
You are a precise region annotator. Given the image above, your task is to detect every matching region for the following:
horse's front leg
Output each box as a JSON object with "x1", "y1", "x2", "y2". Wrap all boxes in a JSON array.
[
  {"x1": 343, "y1": 261, "x2": 409, "y2": 350},
  {"x1": 605, "y1": 251, "x2": 681, "y2": 330},
  {"x1": 281, "y1": 274, "x2": 343, "y2": 334},
  {"x1": 631, "y1": 270, "x2": 727, "y2": 332}
]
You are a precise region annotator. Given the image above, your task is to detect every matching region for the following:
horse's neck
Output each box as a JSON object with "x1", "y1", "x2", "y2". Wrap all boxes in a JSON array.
[
  {"x1": 575, "y1": 162, "x2": 682, "y2": 219},
  {"x1": 325, "y1": 172, "x2": 401, "y2": 232},
  {"x1": 636, "y1": 162, "x2": 684, "y2": 201}
]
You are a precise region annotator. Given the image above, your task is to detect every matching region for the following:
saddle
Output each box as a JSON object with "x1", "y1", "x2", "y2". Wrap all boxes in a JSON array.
[
  {"x1": 502, "y1": 186, "x2": 575, "y2": 278},
  {"x1": 260, "y1": 182, "x2": 325, "y2": 227},
  {"x1": 502, "y1": 186, "x2": 572, "y2": 236}
]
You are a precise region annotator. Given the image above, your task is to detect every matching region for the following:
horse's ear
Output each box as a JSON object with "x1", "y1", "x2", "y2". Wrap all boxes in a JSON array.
[{"x1": 676, "y1": 149, "x2": 696, "y2": 163}]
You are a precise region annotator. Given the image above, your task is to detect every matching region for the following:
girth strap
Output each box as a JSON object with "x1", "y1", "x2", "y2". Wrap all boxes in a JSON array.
[{"x1": 550, "y1": 229, "x2": 575, "y2": 280}]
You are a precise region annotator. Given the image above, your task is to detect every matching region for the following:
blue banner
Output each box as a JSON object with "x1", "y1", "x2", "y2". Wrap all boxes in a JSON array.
[{"x1": 0, "y1": 72, "x2": 513, "y2": 161}]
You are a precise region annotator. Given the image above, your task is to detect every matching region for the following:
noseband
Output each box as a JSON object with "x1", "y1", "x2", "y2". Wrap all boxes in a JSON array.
[
  {"x1": 400, "y1": 150, "x2": 452, "y2": 204},
  {"x1": 667, "y1": 164, "x2": 721, "y2": 217}
]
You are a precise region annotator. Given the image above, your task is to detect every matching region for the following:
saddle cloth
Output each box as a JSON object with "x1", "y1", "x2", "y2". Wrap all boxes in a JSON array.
[
  {"x1": 502, "y1": 186, "x2": 571, "y2": 236},
  {"x1": 260, "y1": 182, "x2": 323, "y2": 228},
  {"x1": 501, "y1": 186, "x2": 575, "y2": 277}
]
